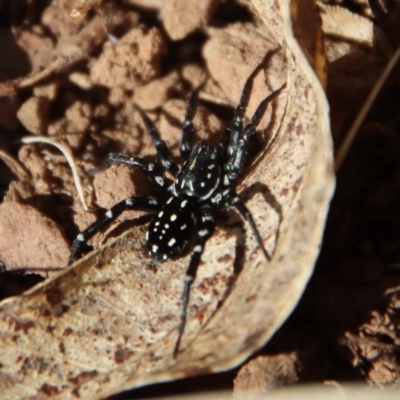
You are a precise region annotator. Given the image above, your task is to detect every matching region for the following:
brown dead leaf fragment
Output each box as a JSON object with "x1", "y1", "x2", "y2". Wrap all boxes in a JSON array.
[
  {"x1": 340, "y1": 290, "x2": 400, "y2": 385},
  {"x1": 0, "y1": 0, "x2": 334, "y2": 398},
  {"x1": 318, "y1": 4, "x2": 374, "y2": 47},
  {"x1": 291, "y1": 0, "x2": 326, "y2": 87},
  {"x1": 233, "y1": 353, "x2": 299, "y2": 399}
]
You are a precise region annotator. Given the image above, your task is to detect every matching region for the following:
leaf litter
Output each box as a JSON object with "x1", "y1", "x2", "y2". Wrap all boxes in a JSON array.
[{"x1": 0, "y1": 0, "x2": 334, "y2": 398}]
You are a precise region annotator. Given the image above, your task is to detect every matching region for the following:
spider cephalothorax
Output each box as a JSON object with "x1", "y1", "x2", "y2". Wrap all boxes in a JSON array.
[{"x1": 69, "y1": 58, "x2": 285, "y2": 354}]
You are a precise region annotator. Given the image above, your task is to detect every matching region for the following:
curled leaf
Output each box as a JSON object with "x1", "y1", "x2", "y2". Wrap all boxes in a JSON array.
[{"x1": 0, "y1": 0, "x2": 334, "y2": 398}]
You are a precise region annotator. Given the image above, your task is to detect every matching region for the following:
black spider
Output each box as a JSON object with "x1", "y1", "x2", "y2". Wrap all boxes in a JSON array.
[{"x1": 69, "y1": 59, "x2": 285, "y2": 355}]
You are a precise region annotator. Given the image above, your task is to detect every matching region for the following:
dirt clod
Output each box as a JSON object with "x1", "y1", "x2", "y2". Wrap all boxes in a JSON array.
[
  {"x1": 17, "y1": 96, "x2": 50, "y2": 135},
  {"x1": 161, "y1": 0, "x2": 221, "y2": 40},
  {"x1": 90, "y1": 26, "x2": 167, "y2": 90},
  {"x1": 0, "y1": 202, "x2": 69, "y2": 272}
]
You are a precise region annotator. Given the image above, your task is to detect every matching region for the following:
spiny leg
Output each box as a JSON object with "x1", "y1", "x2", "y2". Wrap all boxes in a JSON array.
[
  {"x1": 180, "y1": 87, "x2": 201, "y2": 160},
  {"x1": 92, "y1": 152, "x2": 169, "y2": 189},
  {"x1": 136, "y1": 107, "x2": 179, "y2": 175},
  {"x1": 226, "y1": 55, "x2": 276, "y2": 159},
  {"x1": 174, "y1": 204, "x2": 215, "y2": 356},
  {"x1": 225, "y1": 84, "x2": 287, "y2": 183},
  {"x1": 69, "y1": 196, "x2": 159, "y2": 265},
  {"x1": 226, "y1": 67, "x2": 255, "y2": 159}
]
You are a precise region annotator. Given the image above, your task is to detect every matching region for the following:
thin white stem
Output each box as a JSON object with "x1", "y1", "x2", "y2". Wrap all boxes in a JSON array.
[{"x1": 20, "y1": 136, "x2": 88, "y2": 211}]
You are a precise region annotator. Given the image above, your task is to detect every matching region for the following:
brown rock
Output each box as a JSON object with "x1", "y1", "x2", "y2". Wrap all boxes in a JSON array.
[
  {"x1": 0, "y1": 202, "x2": 69, "y2": 271},
  {"x1": 134, "y1": 71, "x2": 183, "y2": 110},
  {"x1": 90, "y1": 26, "x2": 167, "y2": 90},
  {"x1": 161, "y1": 0, "x2": 221, "y2": 40},
  {"x1": 17, "y1": 96, "x2": 50, "y2": 135}
]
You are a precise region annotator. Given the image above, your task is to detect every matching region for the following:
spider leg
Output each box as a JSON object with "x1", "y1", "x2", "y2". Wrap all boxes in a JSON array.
[
  {"x1": 136, "y1": 108, "x2": 179, "y2": 175},
  {"x1": 68, "y1": 196, "x2": 159, "y2": 265},
  {"x1": 180, "y1": 87, "x2": 200, "y2": 160},
  {"x1": 92, "y1": 152, "x2": 169, "y2": 189},
  {"x1": 174, "y1": 204, "x2": 215, "y2": 356},
  {"x1": 224, "y1": 84, "x2": 286, "y2": 185},
  {"x1": 226, "y1": 67, "x2": 254, "y2": 160},
  {"x1": 226, "y1": 51, "x2": 278, "y2": 159}
]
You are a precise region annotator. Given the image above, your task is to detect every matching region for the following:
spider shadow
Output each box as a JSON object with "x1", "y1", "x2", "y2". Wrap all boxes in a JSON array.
[
  {"x1": 75, "y1": 213, "x2": 153, "y2": 259},
  {"x1": 224, "y1": 180, "x2": 282, "y2": 294},
  {"x1": 101, "y1": 214, "x2": 153, "y2": 243},
  {"x1": 186, "y1": 182, "x2": 282, "y2": 349}
]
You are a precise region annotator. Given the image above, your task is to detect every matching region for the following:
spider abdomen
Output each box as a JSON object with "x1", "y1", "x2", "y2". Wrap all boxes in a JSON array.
[{"x1": 146, "y1": 196, "x2": 196, "y2": 262}]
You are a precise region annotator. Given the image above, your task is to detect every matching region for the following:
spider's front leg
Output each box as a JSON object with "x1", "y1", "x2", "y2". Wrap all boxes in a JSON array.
[
  {"x1": 180, "y1": 86, "x2": 201, "y2": 160},
  {"x1": 174, "y1": 204, "x2": 215, "y2": 355},
  {"x1": 136, "y1": 108, "x2": 179, "y2": 175},
  {"x1": 225, "y1": 84, "x2": 286, "y2": 184},
  {"x1": 68, "y1": 196, "x2": 159, "y2": 265},
  {"x1": 93, "y1": 152, "x2": 169, "y2": 189}
]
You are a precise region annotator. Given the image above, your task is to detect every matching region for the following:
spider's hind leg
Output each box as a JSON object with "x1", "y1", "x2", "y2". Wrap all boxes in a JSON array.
[
  {"x1": 92, "y1": 152, "x2": 169, "y2": 190},
  {"x1": 174, "y1": 204, "x2": 215, "y2": 356}
]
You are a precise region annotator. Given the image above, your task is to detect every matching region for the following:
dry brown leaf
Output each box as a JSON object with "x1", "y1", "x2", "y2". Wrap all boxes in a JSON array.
[
  {"x1": 290, "y1": 0, "x2": 327, "y2": 87},
  {"x1": 318, "y1": 3, "x2": 374, "y2": 46},
  {"x1": 234, "y1": 352, "x2": 299, "y2": 397},
  {"x1": 0, "y1": 0, "x2": 334, "y2": 399}
]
